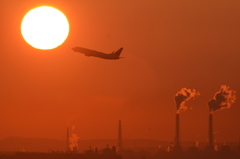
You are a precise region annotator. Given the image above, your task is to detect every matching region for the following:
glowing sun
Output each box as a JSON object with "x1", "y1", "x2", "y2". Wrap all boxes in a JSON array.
[{"x1": 21, "y1": 6, "x2": 69, "y2": 50}]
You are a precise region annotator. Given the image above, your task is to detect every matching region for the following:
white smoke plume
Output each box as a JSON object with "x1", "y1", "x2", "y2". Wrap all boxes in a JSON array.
[
  {"x1": 69, "y1": 126, "x2": 79, "y2": 151},
  {"x1": 208, "y1": 85, "x2": 236, "y2": 113},
  {"x1": 175, "y1": 88, "x2": 199, "y2": 113},
  {"x1": 166, "y1": 142, "x2": 174, "y2": 152},
  {"x1": 190, "y1": 141, "x2": 199, "y2": 147}
]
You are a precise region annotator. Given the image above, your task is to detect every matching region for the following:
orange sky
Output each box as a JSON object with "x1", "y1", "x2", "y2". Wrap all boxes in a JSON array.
[{"x1": 0, "y1": 0, "x2": 240, "y2": 143}]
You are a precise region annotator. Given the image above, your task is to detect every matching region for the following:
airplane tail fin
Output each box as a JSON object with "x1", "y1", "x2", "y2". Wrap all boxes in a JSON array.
[{"x1": 114, "y1": 47, "x2": 123, "y2": 57}]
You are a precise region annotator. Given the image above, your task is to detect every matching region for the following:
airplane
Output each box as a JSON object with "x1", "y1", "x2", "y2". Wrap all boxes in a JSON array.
[{"x1": 72, "y1": 47, "x2": 124, "y2": 60}]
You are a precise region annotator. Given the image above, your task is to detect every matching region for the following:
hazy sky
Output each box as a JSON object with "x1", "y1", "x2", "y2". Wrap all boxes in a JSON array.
[{"x1": 0, "y1": 0, "x2": 240, "y2": 143}]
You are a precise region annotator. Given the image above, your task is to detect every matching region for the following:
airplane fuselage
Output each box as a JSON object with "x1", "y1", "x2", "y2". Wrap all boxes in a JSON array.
[{"x1": 72, "y1": 47, "x2": 123, "y2": 60}]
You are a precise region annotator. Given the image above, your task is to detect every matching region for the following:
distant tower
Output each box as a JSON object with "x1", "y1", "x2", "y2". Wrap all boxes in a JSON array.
[
  {"x1": 173, "y1": 113, "x2": 182, "y2": 151},
  {"x1": 238, "y1": 133, "x2": 240, "y2": 151},
  {"x1": 118, "y1": 120, "x2": 122, "y2": 151},
  {"x1": 67, "y1": 127, "x2": 70, "y2": 152},
  {"x1": 207, "y1": 113, "x2": 215, "y2": 151}
]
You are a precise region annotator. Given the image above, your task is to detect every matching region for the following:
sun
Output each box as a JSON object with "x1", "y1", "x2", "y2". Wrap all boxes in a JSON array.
[{"x1": 21, "y1": 6, "x2": 69, "y2": 50}]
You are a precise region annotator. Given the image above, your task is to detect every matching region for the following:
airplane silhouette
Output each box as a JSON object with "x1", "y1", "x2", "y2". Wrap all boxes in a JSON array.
[{"x1": 72, "y1": 47, "x2": 123, "y2": 60}]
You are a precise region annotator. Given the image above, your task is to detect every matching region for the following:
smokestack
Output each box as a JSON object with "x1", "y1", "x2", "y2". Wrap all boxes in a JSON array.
[
  {"x1": 173, "y1": 114, "x2": 182, "y2": 151},
  {"x1": 206, "y1": 85, "x2": 236, "y2": 151},
  {"x1": 67, "y1": 127, "x2": 70, "y2": 152},
  {"x1": 173, "y1": 88, "x2": 199, "y2": 151},
  {"x1": 238, "y1": 134, "x2": 240, "y2": 151},
  {"x1": 118, "y1": 120, "x2": 122, "y2": 151},
  {"x1": 175, "y1": 114, "x2": 180, "y2": 146},
  {"x1": 208, "y1": 114, "x2": 214, "y2": 149}
]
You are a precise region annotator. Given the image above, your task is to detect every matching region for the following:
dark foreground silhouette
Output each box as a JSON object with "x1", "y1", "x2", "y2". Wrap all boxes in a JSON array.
[{"x1": 1, "y1": 146, "x2": 240, "y2": 159}]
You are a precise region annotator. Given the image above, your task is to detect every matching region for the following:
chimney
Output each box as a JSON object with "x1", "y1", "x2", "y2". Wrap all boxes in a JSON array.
[
  {"x1": 238, "y1": 134, "x2": 240, "y2": 151},
  {"x1": 118, "y1": 120, "x2": 122, "y2": 151},
  {"x1": 67, "y1": 127, "x2": 70, "y2": 152},
  {"x1": 209, "y1": 114, "x2": 214, "y2": 147},
  {"x1": 206, "y1": 113, "x2": 215, "y2": 151},
  {"x1": 173, "y1": 114, "x2": 182, "y2": 151},
  {"x1": 175, "y1": 114, "x2": 180, "y2": 146}
]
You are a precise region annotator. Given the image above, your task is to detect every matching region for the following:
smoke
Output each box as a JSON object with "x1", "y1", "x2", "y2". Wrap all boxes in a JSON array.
[
  {"x1": 194, "y1": 141, "x2": 199, "y2": 147},
  {"x1": 175, "y1": 88, "x2": 199, "y2": 113},
  {"x1": 166, "y1": 142, "x2": 174, "y2": 152},
  {"x1": 208, "y1": 85, "x2": 236, "y2": 113},
  {"x1": 69, "y1": 126, "x2": 79, "y2": 151}
]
